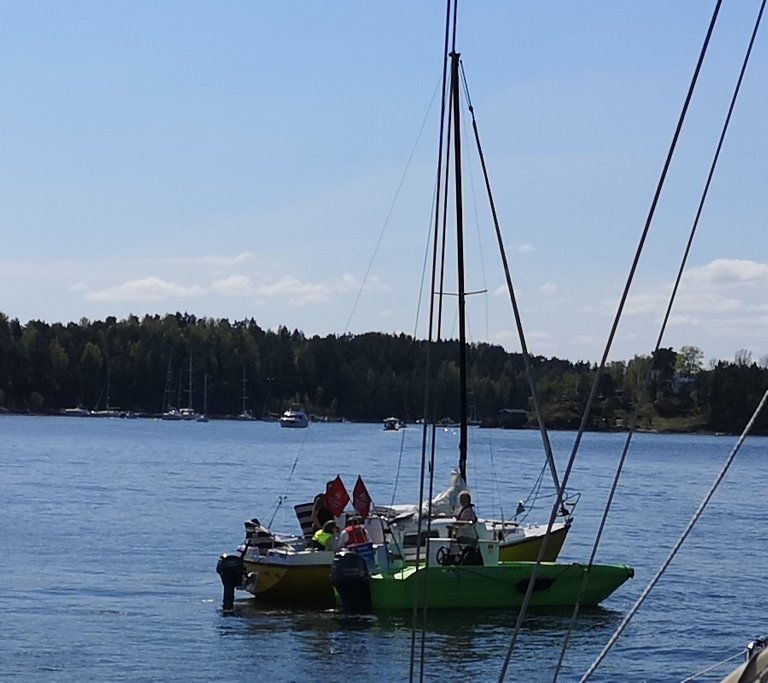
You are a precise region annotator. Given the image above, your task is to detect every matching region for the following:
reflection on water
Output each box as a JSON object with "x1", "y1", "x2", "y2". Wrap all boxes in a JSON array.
[{"x1": 219, "y1": 598, "x2": 632, "y2": 680}]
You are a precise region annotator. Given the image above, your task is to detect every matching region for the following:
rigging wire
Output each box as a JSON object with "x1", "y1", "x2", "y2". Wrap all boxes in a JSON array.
[
  {"x1": 416, "y1": 17, "x2": 462, "y2": 682},
  {"x1": 388, "y1": 426, "x2": 409, "y2": 510},
  {"x1": 459, "y1": 60, "x2": 563, "y2": 514},
  {"x1": 558, "y1": 1, "x2": 767, "y2": 679},
  {"x1": 582, "y1": 386, "x2": 768, "y2": 681},
  {"x1": 409, "y1": 2, "x2": 454, "y2": 681},
  {"x1": 459, "y1": 81, "x2": 491, "y2": 342},
  {"x1": 456, "y1": 57, "x2": 579, "y2": 683},
  {"x1": 498, "y1": 1, "x2": 726, "y2": 678},
  {"x1": 267, "y1": 425, "x2": 313, "y2": 528},
  {"x1": 342, "y1": 81, "x2": 441, "y2": 337},
  {"x1": 680, "y1": 636, "x2": 768, "y2": 682}
]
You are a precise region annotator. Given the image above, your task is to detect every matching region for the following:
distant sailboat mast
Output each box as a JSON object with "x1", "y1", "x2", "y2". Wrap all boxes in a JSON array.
[
  {"x1": 186, "y1": 356, "x2": 194, "y2": 411},
  {"x1": 242, "y1": 366, "x2": 248, "y2": 415}
]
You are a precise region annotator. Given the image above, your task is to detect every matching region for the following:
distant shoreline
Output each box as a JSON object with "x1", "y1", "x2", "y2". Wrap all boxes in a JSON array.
[{"x1": 1, "y1": 408, "x2": 755, "y2": 437}]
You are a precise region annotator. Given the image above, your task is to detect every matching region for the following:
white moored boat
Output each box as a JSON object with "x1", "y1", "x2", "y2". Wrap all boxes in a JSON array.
[{"x1": 280, "y1": 407, "x2": 309, "y2": 428}]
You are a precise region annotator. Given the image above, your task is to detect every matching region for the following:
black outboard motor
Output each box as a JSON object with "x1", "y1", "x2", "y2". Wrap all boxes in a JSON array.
[
  {"x1": 216, "y1": 553, "x2": 244, "y2": 611},
  {"x1": 331, "y1": 550, "x2": 371, "y2": 613}
]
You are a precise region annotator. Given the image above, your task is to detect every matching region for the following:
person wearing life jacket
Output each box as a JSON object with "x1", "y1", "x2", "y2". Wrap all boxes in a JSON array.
[
  {"x1": 338, "y1": 515, "x2": 369, "y2": 549},
  {"x1": 453, "y1": 491, "x2": 482, "y2": 564},
  {"x1": 456, "y1": 491, "x2": 478, "y2": 523},
  {"x1": 311, "y1": 520, "x2": 338, "y2": 550}
]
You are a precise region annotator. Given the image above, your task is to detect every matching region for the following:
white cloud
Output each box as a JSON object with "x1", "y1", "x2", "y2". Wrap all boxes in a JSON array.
[
  {"x1": 252, "y1": 276, "x2": 331, "y2": 306},
  {"x1": 336, "y1": 273, "x2": 361, "y2": 292},
  {"x1": 539, "y1": 282, "x2": 558, "y2": 295},
  {"x1": 684, "y1": 259, "x2": 768, "y2": 287},
  {"x1": 210, "y1": 275, "x2": 254, "y2": 296},
  {"x1": 206, "y1": 272, "x2": 389, "y2": 307},
  {"x1": 197, "y1": 252, "x2": 256, "y2": 267},
  {"x1": 517, "y1": 243, "x2": 536, "y2": 253},
  {"x1": 87, "y1": 277, "x2": 205, "y2": 302},
  {"x1": 333, "y1": 272, "x2": 390, "y2": 293},
  {"x1": 609, "y1": 259, "x2": 768, "y2": 318}
]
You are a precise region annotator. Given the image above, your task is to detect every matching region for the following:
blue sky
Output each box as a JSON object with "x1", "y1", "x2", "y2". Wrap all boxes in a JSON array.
[{"x1": 1, "y1": 2, "x2": 766, "y2": 365}]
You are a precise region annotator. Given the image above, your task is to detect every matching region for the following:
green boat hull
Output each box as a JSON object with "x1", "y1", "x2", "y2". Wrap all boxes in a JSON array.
[{"x1": 367, "y1": 561, "x2": 634, "y2": 610}]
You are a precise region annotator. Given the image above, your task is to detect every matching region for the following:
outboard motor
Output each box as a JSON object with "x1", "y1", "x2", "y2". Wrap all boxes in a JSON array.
[
  {"x1": 331, "y1": 551, "x2": 371, "y2": 613},
  {"x1": 216, "y1": 553, "x2": 244, "y2": 611}
]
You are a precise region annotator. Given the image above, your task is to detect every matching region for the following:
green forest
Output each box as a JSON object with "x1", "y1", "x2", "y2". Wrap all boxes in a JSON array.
[{"x1": 1, "y1": 311, "x2": 766, "y2": 434}]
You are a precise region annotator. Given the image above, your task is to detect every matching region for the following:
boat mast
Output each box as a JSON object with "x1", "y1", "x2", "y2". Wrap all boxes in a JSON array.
[
  {"x1": 187, "y1": 355, "x2": 194, "y2": 410},
  {"x1": 449, "y1": 48, "x2": 468, "y2": 485},
  {"x1": 241, "y1": 366, "x2": 248, "y2": 414}
]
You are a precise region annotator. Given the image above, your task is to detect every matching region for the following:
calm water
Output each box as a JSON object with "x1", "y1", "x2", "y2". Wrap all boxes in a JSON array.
[{"x1": 1, "y1": 416, "x2": 765, "y2": 681}]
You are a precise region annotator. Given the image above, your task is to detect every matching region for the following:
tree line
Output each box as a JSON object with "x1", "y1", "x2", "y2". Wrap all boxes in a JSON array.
[{"x1": 0, "y1": 311, "x2": 766, "y2": 434}]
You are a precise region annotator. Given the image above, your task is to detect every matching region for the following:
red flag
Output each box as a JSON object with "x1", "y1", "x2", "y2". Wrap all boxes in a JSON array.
[
  {"x1": 325, "y1": 475, "x2": 349, "y2": 517},
  {"x1": 352, "y1": 475, "x2": 372, "y2": 519}
]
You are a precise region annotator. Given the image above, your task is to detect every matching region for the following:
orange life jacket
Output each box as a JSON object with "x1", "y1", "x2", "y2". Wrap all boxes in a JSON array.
[{"x1": 344, "y1": 524, "x2": 368, "y2": 546}]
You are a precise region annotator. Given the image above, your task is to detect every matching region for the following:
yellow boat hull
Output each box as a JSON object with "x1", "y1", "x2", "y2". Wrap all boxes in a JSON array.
[
  {"x1": 498, "y1": 522, "x2": 570, "y2": 562},
  {"x1": 242, "y1": 550, "x2": 334, "y2": 607}
]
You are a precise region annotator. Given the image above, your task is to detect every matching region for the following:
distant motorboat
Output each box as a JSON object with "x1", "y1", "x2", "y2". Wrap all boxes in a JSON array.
[
  {"x1": 64, "y1": 406, "x2": 91, "y2": 417},
  {"x1": 162, "y1": 407, "x2": 199, "y2": 421},
  {"x1": 383, "y1": 417, "x2": 405, "y2": 431},
  {"x1": 90, "y1": 409, "x2": 122, "y2": 418},
  {"x1": 280, "y1": 407, "x2": 309, "y2": 429}
]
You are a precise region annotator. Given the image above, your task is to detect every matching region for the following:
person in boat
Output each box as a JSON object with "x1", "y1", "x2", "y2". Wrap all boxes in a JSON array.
[
  {"x1": 311, "y1": 484, "x2": 335, "y2": 531},
  {"x1": 453, "y1": 491, "x2": 483, "y2": 565},
  {"x1": 455, "y1": 491, "x2": 478, "y2": 523},
  {"x1": 338, "y1": 515, "x2": 370, "y2": 549},
  {"x1": 311, "y1": 519, "x2": 338, "y2": 551}
]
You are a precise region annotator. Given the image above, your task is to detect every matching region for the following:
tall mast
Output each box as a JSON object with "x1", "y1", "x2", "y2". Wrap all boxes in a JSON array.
[
  {"x1": 450, "y1": 49, "x2": 468, "y2": 485},
  {"x1": 241, "y1": 365, "x2": 248, "y2": 413},
  {"x1": 187, "y1": 356, "x2": 194, "y2": 410}
]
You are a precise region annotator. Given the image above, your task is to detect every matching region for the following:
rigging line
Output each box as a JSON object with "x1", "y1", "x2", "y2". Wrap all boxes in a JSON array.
[
  {"x1": 459, "y1": 60, "x2": 574, "y2": 655},
  {"x1": 459, "y1": 59, "x2": 562, "y2": 501},
  {"x1": 679, "y1": 648, "x2": 748, "y2": 683},
  {"x1": 581, "y1": 386, "x2": 768, "y2": 681},
  {"x1": 266, "y1": 423, "x2": 313, "y2": 527},
  {"x1": 416, "y1": 37, "x2": 461, "y2": 683},
  {"x1": 388, "y1": 425, "x2": 408, "y2": 510},
  {"x1": 555, "y1": 2, "x2": 766, "y2": 677},
  {"x1": 462, "y1": 53, "x2": 579, "y2": 683},
  {"x1": 342, "y1": 78, "x2": 441, "y2": 337},
  {"x1": 410, "y1": 2, "x2": 453, "y2": 681},
  {"x1": 413, "y1": 179, "x2": 440, "y2": 341},
  {"x1": 518, "y1": 462, "x2": 548, "y2": 521},
  {"x1": 402, "y1": 153, "x2": 439, "y2": 514},
  {"x1": 458, "y1": 73, "x2": 491, "y2": 342},
  {"x1": 501, "y1": 2, "x2": 725, "y2": 679}
]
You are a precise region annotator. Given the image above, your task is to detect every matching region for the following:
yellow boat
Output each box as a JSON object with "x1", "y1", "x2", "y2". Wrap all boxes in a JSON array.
[{"x1": 241, "y1": 546, "x2": 336, "y2": 607}]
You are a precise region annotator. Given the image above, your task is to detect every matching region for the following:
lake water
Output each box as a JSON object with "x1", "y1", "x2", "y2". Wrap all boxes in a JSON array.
[{"x1": 1, "y1": 416, "x2": 765, "y2": 681}]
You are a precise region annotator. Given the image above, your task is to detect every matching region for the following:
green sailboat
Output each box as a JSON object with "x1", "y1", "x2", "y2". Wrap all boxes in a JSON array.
[
  {"x1": 368, "y1": 563, "x2": 634, "y2": 611},
  {"x1": 332, "y1": 5, "x2": 633, "y2": 613}
]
